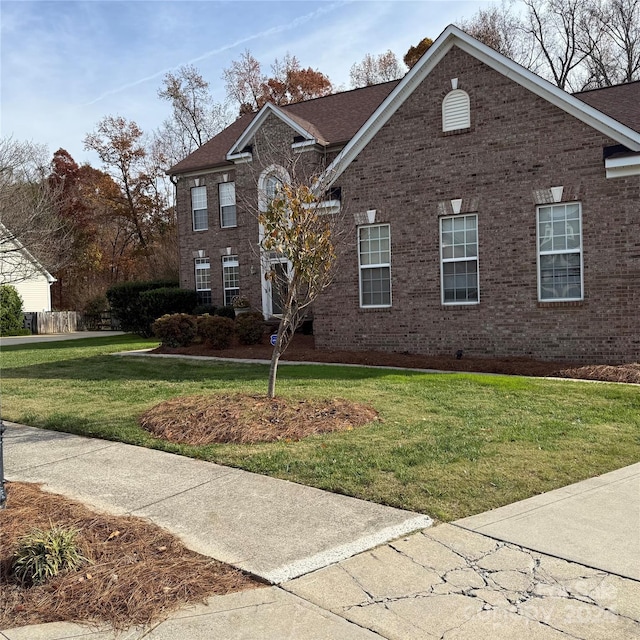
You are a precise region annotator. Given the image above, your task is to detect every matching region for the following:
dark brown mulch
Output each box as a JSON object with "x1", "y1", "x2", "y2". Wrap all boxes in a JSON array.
[
  {"x1": 0, "y1": 483, "x2": 261, "y2": 630},
  {"x1": 140, "y1": 394, "x2": 379, "y2": 445},
  {"x1": 154, "y1": 334, "x2": 640, "y2": 384}
]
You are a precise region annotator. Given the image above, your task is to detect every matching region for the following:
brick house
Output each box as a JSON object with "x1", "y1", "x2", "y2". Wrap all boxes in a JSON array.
[{"x1": 169, "y1": 25, "x2": 640, "y2": 364}]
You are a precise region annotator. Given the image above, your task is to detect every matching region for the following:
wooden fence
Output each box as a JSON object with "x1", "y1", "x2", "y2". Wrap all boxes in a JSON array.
[{"x1": 24, "y1": 311, "x2": 79, "y2": 335}]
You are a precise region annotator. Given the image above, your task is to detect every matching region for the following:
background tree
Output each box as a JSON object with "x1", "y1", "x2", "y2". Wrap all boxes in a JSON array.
[
  {"x1": 0, "y1": 138, "x2": 70, "y2": 284},
  {"x1": 156, "y1": 64, "x2": 230, "y2": 166},
  {"x1": 403, "y1": 37, "x2": 434, "y2": 69},
  {"x1": 350, "y1": 50, "x2": 405, "y2": 87},
  {"x1": 84, "y1": 116, "x2": 169, "y2": 266},
  {"x1": 224, "y1": 51, "x2": 333, "y2": 115}
]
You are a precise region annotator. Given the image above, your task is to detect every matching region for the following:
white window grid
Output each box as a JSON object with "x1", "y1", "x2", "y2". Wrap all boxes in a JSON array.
[
  {"x1": 195, "y1": 257, "x2": 211, "y2": 304},
  {"x1": 222, "y1": 255, "x2": 240, "y2": 307},
  {"x1": 440, "y1": 214, "x2": 479, "y2": 304},
  {"x1": 219, "y1": 182, "x2": 237, "y2": 228},
  {"x1": 537, "y1": 203, "x2": 583, "y2": 301},
  {"x1": 358, "y1": 224, "x2": 392, "y2": 308},
  {"x1": 192, "y1": 186, "x2": 208, "y2": 231}
]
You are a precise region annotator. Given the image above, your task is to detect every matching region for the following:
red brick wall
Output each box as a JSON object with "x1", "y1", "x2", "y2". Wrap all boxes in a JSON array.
[{"x1": 313, "y1": 47, "x2": 639, "y2": 364}]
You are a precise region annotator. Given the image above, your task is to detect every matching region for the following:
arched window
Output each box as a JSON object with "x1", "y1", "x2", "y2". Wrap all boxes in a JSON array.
[{"x1": 442, "y1": 89, "x2": 470, "y2": 132}]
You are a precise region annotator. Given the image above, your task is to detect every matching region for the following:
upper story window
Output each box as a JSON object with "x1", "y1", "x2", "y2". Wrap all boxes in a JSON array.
[
  {"x1": 537, "y1": 203, "x2": 583, "y2": 301},
  {"x1": 358, "y1": 224, "x2": 391, "y2": 308},
  {"x1": 191, "y1": 186, "x2": 208, "y2": 231},
  {"x1": 442, "y1": 89, "x2": 470, "y2": 132},
  {"x1": 219, "y1": 182, "x2": 237, "y2": 228},
  {"x1": 440, "y1": 214, "x2": 479, "y2": 304}
]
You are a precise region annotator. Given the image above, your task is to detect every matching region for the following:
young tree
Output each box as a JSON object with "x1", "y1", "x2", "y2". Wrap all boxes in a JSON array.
[
  {"x1": 0, "y1": 138, "x2": 70, "y2": 284},
  {"x1": 260, "y1": 175, "x2": 340, "y2": 398},
  {"x1": 350, "y1": 50, "x2": 405, "y2": 88},
  {"x1": 224, "y1": 51, "x2": 333, "y2": 115}
]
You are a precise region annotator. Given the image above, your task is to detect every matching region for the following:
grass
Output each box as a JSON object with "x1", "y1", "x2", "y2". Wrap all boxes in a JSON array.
[{"x1": 1, "y1": 334, "x2": 639, "y2": 521}]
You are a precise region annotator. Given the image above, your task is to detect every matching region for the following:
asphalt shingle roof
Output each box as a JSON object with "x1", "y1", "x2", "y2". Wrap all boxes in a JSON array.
[{"x1": 574, "y1": 81, "x2": 640, "y2": 134}]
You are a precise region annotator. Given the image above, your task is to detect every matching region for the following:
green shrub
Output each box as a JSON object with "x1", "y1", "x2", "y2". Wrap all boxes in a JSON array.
[
  {"x1": 214, "y1": 305, "x2": 236, "y2": 320},
  {"x1": 152, "y1": 313, "x2": 198, "y2": 348},
  {"x1": 0, "y1": 284, "x2": 26, "y2": 336},
  {"x1": 198, "y1": 315, "x2": 235, "y2": 350},
  {"x1": 11, "y1": 526, "x2": 87, "y2": 586},
  {"x1": 106, "y1": 280, "x2": 178, "y2": 336},
  {"x1": 193, "y1": 303, "x2": 217, "y2": 316},
  {"x1": 140, "y1": 287, "x2": 198, "y2": 336},
  {"x1": 235, "y1": 311, "x2": 265, "y2": 345}
]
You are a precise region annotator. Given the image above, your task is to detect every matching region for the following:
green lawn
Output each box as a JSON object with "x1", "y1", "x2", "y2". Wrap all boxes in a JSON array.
[{"x1": 1, "y1": 334, "x2": 638, "y2": 521}]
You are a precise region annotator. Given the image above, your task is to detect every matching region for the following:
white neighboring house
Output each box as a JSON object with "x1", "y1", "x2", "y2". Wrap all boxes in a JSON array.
[{"x1": 0, "y1": 222, "x2": 56, "y2": 312}]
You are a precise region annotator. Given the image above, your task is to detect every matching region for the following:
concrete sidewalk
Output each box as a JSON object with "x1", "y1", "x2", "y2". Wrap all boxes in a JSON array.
[
  {"x1": 2, "y1": 424, "x2": 639, "y2": 640},
  {"x1": 0, "y1": 331, "x2": 126, "y2": 347}
]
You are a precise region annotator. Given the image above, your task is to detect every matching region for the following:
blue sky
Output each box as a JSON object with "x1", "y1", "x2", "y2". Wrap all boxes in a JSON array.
[{"x1": 1, "y1": 1, "x2": 494, "y2": 166}]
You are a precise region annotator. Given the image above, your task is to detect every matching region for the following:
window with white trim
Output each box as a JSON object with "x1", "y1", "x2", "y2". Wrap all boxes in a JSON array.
[
  {"x1": 358, "y1": 224, "x2": 391, "y2": 307},
  {"x1": 222, "y1": 255, "x2": 239, "y2": 307},
  {"x1": 191, "y1": 186, "x2": 208, "y2": 231},
  {"x1": 194, "y1": 257, "x2": 211, "y2": 304},
  {"x1": 537, "y1": 203, "x2": 583, "y2": 301},
  {"x1": 219, "y1": 182, "x2": 237, "y2": 228},
  {"x1": 440, "y1": 214, "x2": 479, "y2": 304},
  {"x1": 442, "y1": 89, "x2": 470, "y2": 132}
]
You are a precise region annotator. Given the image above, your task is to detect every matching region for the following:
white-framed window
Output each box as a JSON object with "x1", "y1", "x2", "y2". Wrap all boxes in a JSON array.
[
  {"x1": 440, "y1": 214, "x2": 479, "y2": 304},
  {"x1": 442, "y1": 89, "x2": 470, "y2": 132},
  {"x1": 194, "y1": 257, "x2": 211, "y2": 304},
  {"x1": 191, "y1": 186, "x2": 208, "y2": 231},
  {"x1": 537, "y1": 203, "x2": 583, "y2": 301},
  {"x1": 358, "y1": 224, "x2": 391, "y2": 308},
  {"x1": 222, "y1": 255, "x2": 239, "y2": 307},
  {"x1": 219, "y1": 182, "x2": 237, "y2": 228}
]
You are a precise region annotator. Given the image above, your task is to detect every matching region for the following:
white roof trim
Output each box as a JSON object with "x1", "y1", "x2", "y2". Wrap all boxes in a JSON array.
[
  {"x1": 324, "y1": 24, "x2": 640, "y2": 185},
  {"x1": 605, "y1": 153, "x2": 640, "y2": 178},
  {"x1": 227, "y1": 102, "x2": 316, "y2": 160}
]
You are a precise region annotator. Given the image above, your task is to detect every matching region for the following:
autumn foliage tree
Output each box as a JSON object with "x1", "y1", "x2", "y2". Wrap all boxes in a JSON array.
[
  {"x1": 224, "y1": 51, "x2": 333, "y2": 115},
  {"x1": 403, "y1": 37, "x2": 434, "y2": 69}
]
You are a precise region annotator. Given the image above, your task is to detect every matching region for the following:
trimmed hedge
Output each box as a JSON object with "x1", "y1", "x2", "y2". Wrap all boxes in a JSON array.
[
  {"x1": 198, "y1": 315, "x2": 235, "y2": 350},
  {"x1": 152, "y1": 314, "x2": 198, "y2": 348},
  {"x1": 106, "y1": 280, "x2": 180, "y2": 336},
  {"x1": 235, "y1": 311, "x2": 265, "y2": 345}
]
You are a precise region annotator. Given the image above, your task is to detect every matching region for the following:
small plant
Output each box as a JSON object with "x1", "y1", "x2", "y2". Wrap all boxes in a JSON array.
[
  {"x1": 231, "y1": 295, "x2": 250, "y2": 309},
  {"x1": 11, "y1": 525, "x2": 87, "y2": 586},
  {"x1": 198, "y1": 315, "x2": 235, "y2": 349},
  {"x1": 152, "y1": 314, "x2": 198, "y2": 347},
  {"x1": 235, "y1": 311, "x2": 265, "y2": 345}
]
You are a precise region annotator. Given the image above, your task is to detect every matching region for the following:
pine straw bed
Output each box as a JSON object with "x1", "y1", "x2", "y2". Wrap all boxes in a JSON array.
[
  {"x1": 140, "y1": 394, "x2": 379, "y2": 445},
  {"x1": 0, "y1": 482, "x2": 260, "y2": 630}
]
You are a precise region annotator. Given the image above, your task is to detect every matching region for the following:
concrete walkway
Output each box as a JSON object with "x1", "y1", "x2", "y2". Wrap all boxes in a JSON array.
[
  {"x1": 0, "y1": 331, "x2": 126, "y2": 347},
  {"x1": 2, "y1": 424, "x2": 639, "y2": 639}
]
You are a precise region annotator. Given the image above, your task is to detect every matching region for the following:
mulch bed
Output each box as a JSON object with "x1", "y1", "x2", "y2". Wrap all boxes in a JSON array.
[
  {"x1": 140, "y1": 394, "x2": 378, "y2": 444},
  {"x1": 0, "y1": 483, "x2": 261, "y2": 630},
  {"x1": 154, "y1": 334, "x2": 640, "y2": 384}
]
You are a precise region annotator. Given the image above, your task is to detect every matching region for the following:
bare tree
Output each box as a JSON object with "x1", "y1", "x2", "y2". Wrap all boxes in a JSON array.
[
  {"x1": 350, "y1": 50, "x2": 405, "y2": 88},
  {"x1": 0, "y1": 138, "x2": 70, "y2": 283},
  {"x1": 157, "y1": 65, "x2": 230, "y2": 165},
  {"x1": 584, "y1": 0, "x2": 640, "y2": 86}
]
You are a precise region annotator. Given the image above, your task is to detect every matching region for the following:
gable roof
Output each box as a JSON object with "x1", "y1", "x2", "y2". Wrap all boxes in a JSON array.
[
  {"x1": 574, "y1": 81, "x2": 640, "y2": 134},
  {"x1": 169, "y1": 25, "x2": 640, "y2": 179},
  {"x1": 324, "y1": 25, "x2": 640, "y2": 185},
  {"x1": 168, "y1": 81, "x2": 398, "y2": 175}
]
